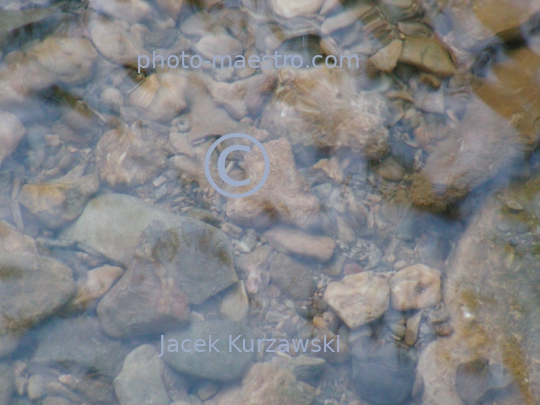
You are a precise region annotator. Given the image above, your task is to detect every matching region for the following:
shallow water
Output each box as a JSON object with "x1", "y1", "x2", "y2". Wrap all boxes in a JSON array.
[{"x1": 1, "y1": 0, "x2": 540, "y2": 404}]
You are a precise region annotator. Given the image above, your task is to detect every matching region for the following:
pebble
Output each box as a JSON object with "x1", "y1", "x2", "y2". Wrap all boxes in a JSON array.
[
  {"x1": 96, "y1": 123, "x2": 168, "y2": 187},
  {"x1": 322, "y1": 255, "x2": 345, "y2": 277},
  {"x1": 404, "y1": 311, "x2": 422, "y2": 346},
  {"x1": 271, "y1": 0, "x2": 325, "y2": 19},
  {"x1": 68, "y1": 265, "x2": 124, "y2": 312},
  {"x1": 399, "y1": 37, "x2": 456, "y2": 77},
  {"x1": 0, "y1": 111, "x2": 26, "y2": 168},
  {"x1": 18, "y1": 173, "x2": 99, "y2": 229},
  {"x1": 323, "y1": 272, "x2": 390, "y2": 329},
  {"x1": 0, "y1": 253, "x2": 75, "y2": 336},
  {"x1": 264, "y1": 226, "x2": 335, "y2": 263},
  {"x1": 0, "y1": 220, "x2": 37, "y2": 254},
  {"x1": 27, "y1": 375, "x2": 44, "y2": 400},
  {"x1": 195, "y1": 31, "x2": 243, "y2": 61},
  {"x1": 390, "y1": 264, "x2": 442, "y2": 311},
  {"x1": 376, "y1": 157, "x2": 405, "y2": 182},
  {"x1": 269, "y1": 253, "x2": 316, "y2": 300},
  {"x1": 220, "y1": 281, "x2": 249, "y2": 323},
  {"x1": 114, "y1": 345, "x2": 170, "y2": 405}
]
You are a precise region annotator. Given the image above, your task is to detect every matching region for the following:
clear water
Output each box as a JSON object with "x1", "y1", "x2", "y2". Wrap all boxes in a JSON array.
[{"x1": 1, "y1": 1, "x2": 540, "y2": 405}]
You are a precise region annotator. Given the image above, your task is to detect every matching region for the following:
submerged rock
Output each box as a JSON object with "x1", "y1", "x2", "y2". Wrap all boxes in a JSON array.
[
  {"x1": 64, "y1": 194, "x2": 237, "y2": 305},
  {"x1": 0, "y1": 111, "x2": 25, "y2": 168},
  {"x1": 97, "y1": 232, "x2": 191, "y2": 338},
  {"x1": 239, "y1": 362, "x2": 316, "y2": 405},
  {"x1": 271, "y1": 0, "x2": 324, "y2": 19},
  {"x1": 264, "y1": 226, "x2": 335, "y2": 262},
  {"x1": 89, "y1": 15, "x2": 148, "y2": 68},
  {"x1": 226, "y1": 138, "x2": 322, "y2": 229},
  {"x1": 418, "y1": 175, "x2": 540, "y2": 405},
  {"x1": 324, "y1": 272, "x2": 390, "y2": 329},
  {"x1": 96, "y1": 122, "x2": 168, "y2": 188},
  {"x1": 220, "y1": 281, "x2": 249, "y2": 323},
  {"x1": 0, "y1": 254, "x2": 75, "y2": 336},
  {"x1": 261, "y1": 67, "x2": 389, "y2": 159},
  {"x1": 0, "y1": 37, "x2": 97, "y2": 106},
  {"x1": 0, "y1": 220, "x2": 37, "y2": 254},
  {"x1": 390, "y1": 264, "x2": 441, "y2": 311},
  {"x1": 411, "y1": 47, "x2": 540, "y2": 211},
  {"x1": 128, "y1": 73, "x2": 188, "y2": 122},
  {"x1": 18, "y1": 173, "x2": 99, "y2": 229},
  {"x1": 67, "y1": 265, "x2": 124, "y2": 311},
  {"x1": 269, "y1": 253, "x2": 315, "y2": 300},
  {"x1": 163, "y1": 320, "x2": 255, "y2": 381},
  {"x1": 114, "y1": 345, "x2": 171, "y2": 405}
]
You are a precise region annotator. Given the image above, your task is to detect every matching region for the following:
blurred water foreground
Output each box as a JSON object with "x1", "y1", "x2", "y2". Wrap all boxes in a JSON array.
[{"x1": 1, "y1": 1, "x2": 540, "y2": 405}]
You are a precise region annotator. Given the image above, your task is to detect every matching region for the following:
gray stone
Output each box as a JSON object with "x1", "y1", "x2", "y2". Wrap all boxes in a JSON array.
[
  {"x1": 269, "y1": 253, "x2": 315, "y2": 300},
  {"x1": 97, "y1": 247, "x2": 190, "y2": 338},
  {"x1": 163, "y1": 320, "x2": 254, "y2": 381},
  {"x1": 0, "y1": 363, "x2": 14, "y2": 405},
  {"x1": 114, "y1": 345, "x2": 170, "y2": 405},
  {"x1": 0, "y1": 253, "x2": 75, "y2": 336},
  {"x1": 63, "y1": 193, "x2": 237, "y2": 304},
  {"x1": 33, "y1": 317, "x2": 130, "y2": 378}
]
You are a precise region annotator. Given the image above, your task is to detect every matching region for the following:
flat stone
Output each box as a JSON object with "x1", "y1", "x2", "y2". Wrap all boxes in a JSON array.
[
  {"x1": 324, "y1": 272, "x2": 390, "y2": 329},
  {"x1": 114, "y1": 345, "x2": 170, "y2": 405},
  {"x1": 63, "y1": 193, "x2": 237, "y2": 305},
  {"x1": 264, "y1": 226, "x2": 335, "y2": 262},
  {"x1": 0, "y1": 253, "x2": 75, "y2": 336},
  {"x1": 390, "y1": 264, "x2": 441, "y2": 311},
  {"x1": 269, "y1": 253, "x2": 315, "y2": 300},
  {"x1": 163, "y1": 320, "x2": 254, "y2": 381}
]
